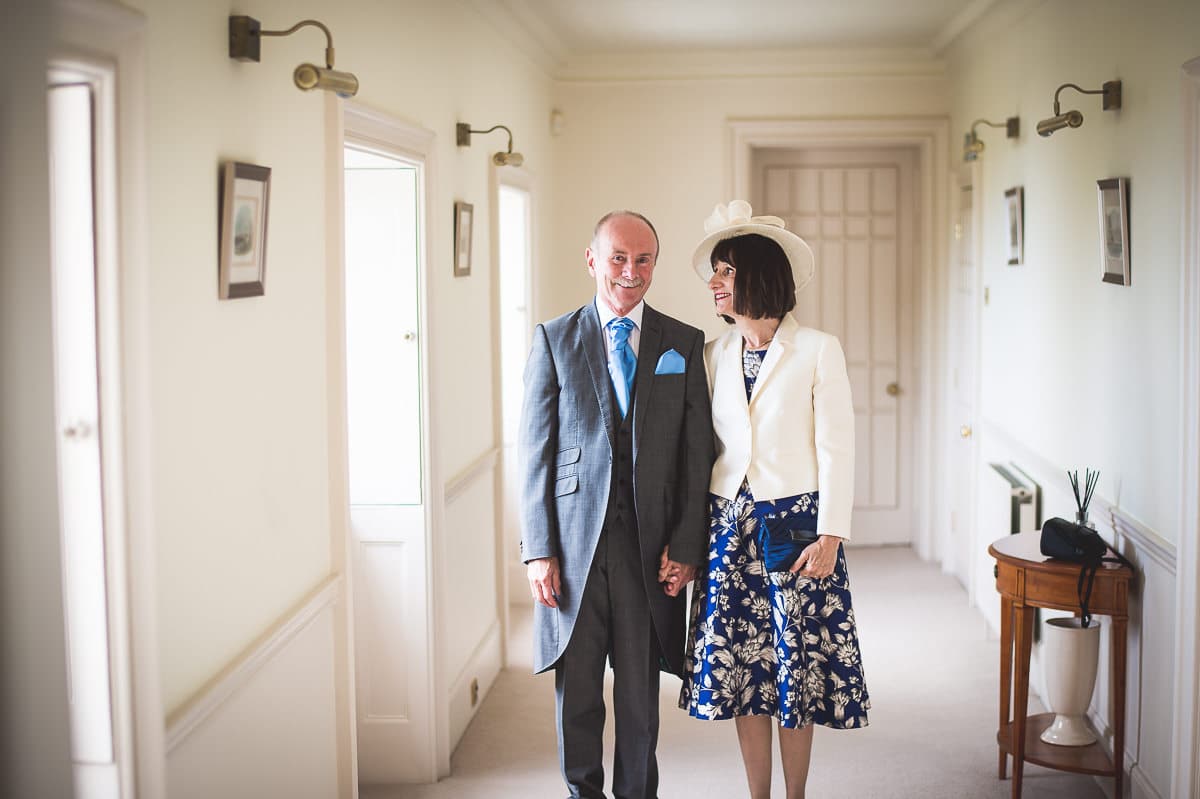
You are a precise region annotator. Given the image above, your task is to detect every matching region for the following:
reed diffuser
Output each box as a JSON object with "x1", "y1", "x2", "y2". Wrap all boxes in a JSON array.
[{"x1": 1068, "y1": 468, "x2": 1099, "y2": 529}]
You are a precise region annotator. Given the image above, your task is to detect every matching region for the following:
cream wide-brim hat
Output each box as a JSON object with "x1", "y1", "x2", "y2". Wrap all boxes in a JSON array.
[{"x1": 691, "y1": 200, "x2": 815, "y2": 293}]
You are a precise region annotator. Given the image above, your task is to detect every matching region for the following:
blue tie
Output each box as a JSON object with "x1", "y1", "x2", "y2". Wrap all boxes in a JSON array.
[{"x1": 607, "y1": 317, "x2": 636, "y2": 418}]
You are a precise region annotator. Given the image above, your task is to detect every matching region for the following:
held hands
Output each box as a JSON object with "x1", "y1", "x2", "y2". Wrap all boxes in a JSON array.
[
  {"x1": 656, "y1": 546, "x2": 698, "y2": 597},
  {"x1": 789, "y1": 534, "x2": 842, "y2": 579},
  {"x1": 527, "y1": 557, "x2": 562, "y2": 608}
]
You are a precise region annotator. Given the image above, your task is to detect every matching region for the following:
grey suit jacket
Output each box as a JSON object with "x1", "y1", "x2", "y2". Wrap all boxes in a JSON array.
[{"x1": 519, "y1": 301, "x2": 714, "y2": 676}]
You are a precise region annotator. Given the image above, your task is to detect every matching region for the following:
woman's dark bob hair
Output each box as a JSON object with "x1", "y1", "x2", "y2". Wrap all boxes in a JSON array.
[{"x1": 710, "y1": 233, "x2": 796, "y2": 323}]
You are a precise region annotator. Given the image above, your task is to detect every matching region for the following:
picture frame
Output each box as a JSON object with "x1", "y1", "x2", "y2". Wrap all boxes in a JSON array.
[
  {"x1": 1004, "y1": 186, "x2": 1024, "y2": 266},
  {"x1": 453, "y1": 200, "x2": 473, "y2": 277},
  {"x1": 218, "y1": 161, "x2": 271, "y2": 299},
  {"x1": 1097, "y1": 177, "x2": 1131, "y2": 286}
]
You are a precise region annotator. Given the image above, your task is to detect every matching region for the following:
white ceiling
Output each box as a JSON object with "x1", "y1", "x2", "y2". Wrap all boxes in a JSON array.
[{"x1": 470, "y1": 0, "x2": 998, "y2": 73}]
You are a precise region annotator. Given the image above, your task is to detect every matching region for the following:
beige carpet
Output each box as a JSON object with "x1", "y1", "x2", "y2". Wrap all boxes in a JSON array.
[{"x1": 366, "y1": 546, "x2": 1106, "y2": 798}]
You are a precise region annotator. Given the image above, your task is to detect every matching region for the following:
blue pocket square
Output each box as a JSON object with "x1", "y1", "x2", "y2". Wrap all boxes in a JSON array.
[{"x1": 654, "y1": 349, "x2": 686, "y2": 375}]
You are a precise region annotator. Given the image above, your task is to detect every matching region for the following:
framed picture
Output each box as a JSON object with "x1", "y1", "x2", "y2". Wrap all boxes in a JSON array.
[
  {"x1": 1004, "y1": 186, "x2": 1024, "y2": 266},
  {"x1": 218, "y1": 161, "x2": 271, "y2": 299},
  {"x1": 1097, "y1": 178, "x2": 1131, "y2": 285},
  {"x1": 453, "y1": 201, "x2": 473, "y2": 277}
]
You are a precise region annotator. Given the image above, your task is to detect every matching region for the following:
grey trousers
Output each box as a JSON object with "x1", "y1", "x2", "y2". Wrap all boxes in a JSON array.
[{"x1": 555, "y1": 525, "x2": 661, "y2": 799}]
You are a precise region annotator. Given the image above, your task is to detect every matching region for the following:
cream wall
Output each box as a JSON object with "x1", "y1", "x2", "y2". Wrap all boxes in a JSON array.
[
  {"x1": 945, "y1": 0, "x2": 1200, "y2": 542},
  {"x1": 544, "y1": 72, "x2": 949, "y2": 335},
  {"x1": 120, "y1": 0, "x2": 553, "y2": 719},
  {"x1": 946, "y1": 2, "x2": 1199, "y2": 795}
]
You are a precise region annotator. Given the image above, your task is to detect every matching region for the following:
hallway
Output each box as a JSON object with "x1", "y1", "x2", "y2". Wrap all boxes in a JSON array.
[{"x1": 367, "y1": 547, "x2": 1103, "y2": 799}]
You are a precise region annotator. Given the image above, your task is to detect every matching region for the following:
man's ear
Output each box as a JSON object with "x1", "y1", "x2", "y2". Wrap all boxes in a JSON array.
[{"x1": 585, "y1": 247, "x2": 596, "y2": 275}]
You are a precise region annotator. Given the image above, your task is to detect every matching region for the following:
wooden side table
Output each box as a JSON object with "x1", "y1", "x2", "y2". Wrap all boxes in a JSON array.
[{"x1": 989, "y1": 531, "x2": 1133, "y2": 799}]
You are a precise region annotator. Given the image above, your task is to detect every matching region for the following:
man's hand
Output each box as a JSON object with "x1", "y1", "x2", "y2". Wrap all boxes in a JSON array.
[
  {"x1": 527, "y1": 557, "x2": 562, "y2": 608},
  {"x1": 657, "y1": 546, "x2": 698, "y2": 597},
  {"x1": 790, "y1": 535, "x2": 842, "y2": 579}
]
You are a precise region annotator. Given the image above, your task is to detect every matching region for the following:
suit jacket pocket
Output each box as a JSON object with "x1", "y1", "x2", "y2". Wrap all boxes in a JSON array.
[
  {"x1": 554, "y1": 475, "x2": 578, "y2": 497},
  {"x1": 556, "y1": 447, "x2": 581, "y2": 466}
]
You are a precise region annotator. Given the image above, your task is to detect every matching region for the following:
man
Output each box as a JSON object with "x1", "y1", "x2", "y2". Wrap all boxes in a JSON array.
[{"x1": 519, "y1": 211, "x2": 714, "y2": 799}]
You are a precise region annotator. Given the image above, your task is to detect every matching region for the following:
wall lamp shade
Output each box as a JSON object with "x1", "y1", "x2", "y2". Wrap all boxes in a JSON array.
[
  {"x1": 1036, "y1": 80, "x2": 1121, "y2": 137},
  {"x1": 229, "y1": 15, "x2": 359, "y2": 98},
  {"x1": 293, "y1": 64, "x2": 359, "y2": 96},
  {"x1": 456, "y1": 123, "x2": 524, "y2": 167},
  {"x1": 963, "y1": 116, "x2": 1019, "y2": 161}
]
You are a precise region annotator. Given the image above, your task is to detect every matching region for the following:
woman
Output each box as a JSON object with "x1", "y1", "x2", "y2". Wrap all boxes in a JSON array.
[{"x1": 671, "y1": 201, "x2": 870, "y2": 799}]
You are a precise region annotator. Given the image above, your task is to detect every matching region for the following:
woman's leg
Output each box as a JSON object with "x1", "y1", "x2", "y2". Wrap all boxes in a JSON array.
[
  {"x1": 777, "y1": 722, "x2": 815, "y2": 799},
  {"x1": 735, "y1": 715, "x2": 773, "y2": 799}
]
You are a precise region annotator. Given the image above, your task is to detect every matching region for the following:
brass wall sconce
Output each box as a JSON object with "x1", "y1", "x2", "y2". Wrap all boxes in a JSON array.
[
  {"x1": 229, "y1": 15, "x2": 359, "y2": 98},
  {"x1": 963, "y1": 116, "x2": 1020, "y2": 161},
  {"x1": 456, "y1": 123, "x2": 524, "y2": 167},
  {"x1": 1036, "y1": 80, "x2": 1122, "y2": 137}
]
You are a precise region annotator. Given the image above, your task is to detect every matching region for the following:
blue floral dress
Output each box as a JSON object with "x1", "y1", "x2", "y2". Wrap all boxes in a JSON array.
[{"x1": 678, "y1": 347, "x2": 870, "y2": 730}]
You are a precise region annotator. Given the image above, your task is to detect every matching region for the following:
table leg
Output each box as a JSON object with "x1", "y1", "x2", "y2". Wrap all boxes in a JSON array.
[
  {"x1": 1011, "y1": 602, "x2": 1035, "y2": 799},
  {"x1": 999, "y1": 593, "x2": 1014, "y2": 779},
  {"x1": 1112, "y1": 615, "x2": 1128, "y2": 799}
]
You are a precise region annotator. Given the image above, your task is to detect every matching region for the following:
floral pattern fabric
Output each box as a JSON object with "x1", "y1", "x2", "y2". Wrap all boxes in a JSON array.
[{"x1": 678, "y1": 483, "x2": 871, "y2": 729}]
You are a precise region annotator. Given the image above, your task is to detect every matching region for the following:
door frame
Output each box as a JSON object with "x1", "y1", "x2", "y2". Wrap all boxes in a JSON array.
[
  {"x1": 333, "y1": 100, "x2": 446, "y2": 783},
  {"x1": 729, "y1": 117, "x2": 951, "y2": 561},
  {"x1": 488, "y1": 163, "x2": 537, "y2": 658},
  {"x1": 951, "y1": 160, "x2": 984, "y2": 604},
  {"x1": 1172, "y1": 54, "x2": 1200, "y2": 799},
  {"x1": 52, "y1": 1, "x2": 165, "y2": 796}
]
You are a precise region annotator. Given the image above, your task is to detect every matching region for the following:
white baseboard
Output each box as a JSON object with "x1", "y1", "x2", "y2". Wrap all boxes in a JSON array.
[
  {"x1": 448, "y1": 621, "x2": 503, "y2": 750},
  {"x1": 165, "y1": 576, "x2": 342, "y2": 799}
]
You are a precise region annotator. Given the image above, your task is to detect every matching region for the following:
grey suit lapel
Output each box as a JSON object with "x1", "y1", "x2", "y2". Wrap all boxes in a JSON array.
[
  {"x1": 632, "y1": 306, "x2": 663, "y2": 439},
  {"x1": 579, "y1": 303, "x2": 618, "y2": 449}
]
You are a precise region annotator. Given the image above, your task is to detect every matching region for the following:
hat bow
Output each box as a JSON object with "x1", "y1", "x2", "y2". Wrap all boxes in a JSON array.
[{"x1": 703, "y1": 200, "x2": 785, "y2": 235}]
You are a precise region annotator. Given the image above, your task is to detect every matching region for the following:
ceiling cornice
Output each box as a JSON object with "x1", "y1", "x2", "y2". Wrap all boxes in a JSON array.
[
  {"x1": 555, "y1": 48, "x2": 945, "y2": 84},
  {"x1": 467, "y1": 1, "x2": 968, "y2": 84},
  {"x1": 930, "y1": 0, "x2": 1003, "y2": 53}
]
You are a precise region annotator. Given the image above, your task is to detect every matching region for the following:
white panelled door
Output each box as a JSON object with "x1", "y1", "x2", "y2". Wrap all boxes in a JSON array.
[
  {"x1": 754, "y1": 148, "x2": 917, "y2": 545},
  {"x1": 343, "y1": 145, "x2": 433, "y2": 784},
  {"x1": 48, "y1": 80, "x2": 120, "y2": 799}
]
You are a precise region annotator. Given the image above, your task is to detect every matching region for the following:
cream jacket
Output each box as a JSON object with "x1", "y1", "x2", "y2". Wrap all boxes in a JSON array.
[{"x1": 705, "y1": 312, "x2": 855, "y2": 538}]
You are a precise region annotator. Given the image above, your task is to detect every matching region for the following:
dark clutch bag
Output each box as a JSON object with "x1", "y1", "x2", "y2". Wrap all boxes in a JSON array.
[
  {"x1": 1039, "y1": 516, "x2": 1106, "y2": 564},
  {"x1": 753, "y1": 493, "x2": 820, "y2": 573}
]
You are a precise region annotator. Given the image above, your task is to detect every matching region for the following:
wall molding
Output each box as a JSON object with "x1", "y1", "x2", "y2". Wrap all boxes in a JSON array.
[
  {"x1": 1110, "y1": 507, "x2": 1176, "y2": 576},
  {"x1": 165, "y1": 575, "x2": 342, "y2": 753},
  {"x1": 444, "y1": 447, "x2": 500, "y2": 504},
  {"x1": 980, "y1": 417, "x2": 1177, "y2": 568},
  {"x1": 728, "y1": 116, "x2": 950, "y2": 562}
]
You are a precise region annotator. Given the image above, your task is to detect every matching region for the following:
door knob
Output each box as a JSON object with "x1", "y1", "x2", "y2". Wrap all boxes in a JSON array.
[
  {"x1": 402, "y1": 331, "x2": 416, "y2": 342},
  {"x1": 886, "y1": 382, "x2": 901, "y2": 397},
  {"x1": 63, "y1": 420, "x2": 93, "y2": 440},
  {"x1": 960, "y1": 425, "x2": 973, "y2": 439}
]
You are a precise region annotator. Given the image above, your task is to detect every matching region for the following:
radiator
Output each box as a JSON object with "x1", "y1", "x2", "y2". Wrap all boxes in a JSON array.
[
  {"x1": 978, "y1": 462, "x2": 1044, "y2": 638},
  {"x1": 986, "y1": 463, "x2": 1041, "y2": 535}
]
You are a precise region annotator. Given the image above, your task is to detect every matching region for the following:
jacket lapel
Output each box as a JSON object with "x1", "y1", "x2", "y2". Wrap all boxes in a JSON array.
[
  {"x1": 712, "y1": 328, "x2": 752, "y2": 432},
  {"x1": 580, "y1": 304, "x2": 617, "y2": 449},
  {"x1": 632, "y1": 306, "x2": 663, "y2": 439},
  {"x1": 748, "y1": 313, "x2": 798, "y2": 407}
]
